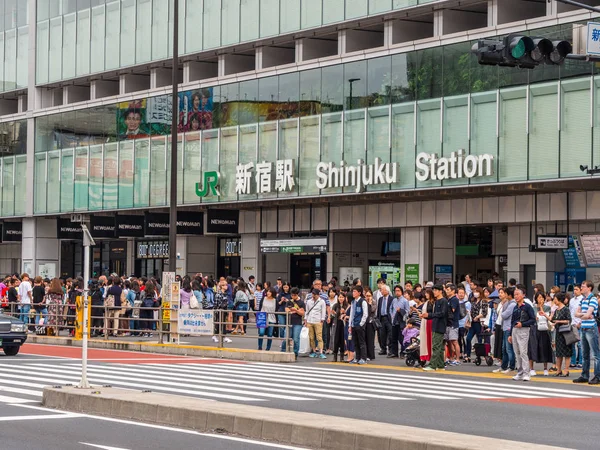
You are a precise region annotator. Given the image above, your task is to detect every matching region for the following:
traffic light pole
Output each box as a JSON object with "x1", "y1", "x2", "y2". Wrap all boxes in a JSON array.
[{"x1": 169, "y1": 0, "x2": 179, "y2": 276}]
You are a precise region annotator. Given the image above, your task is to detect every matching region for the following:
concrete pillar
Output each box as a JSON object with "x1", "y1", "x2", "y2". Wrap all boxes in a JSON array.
[
  {"x1": 184, "y1": 61, "x2": 218, "y2": 83},
  {"x1": 63, "y1": 85, "x2": 90, "y2": 104},
  {"x1": 119, "y1": 74, "x2": 150, "y2": 94},
  {"x1": 21, "y1": 218, "x2": 61, "y2": 278},
  {"x1": 401, "y1": 227, "x2": 431, "y2": 285},
  {"x1": 186, "y1": 236, "x2": 217, "y2": 277},
  {"x1": 0, "y1": 242, "x2": 21, "y2": 275},
  {"x1": 175, "y1": 236, "x2": 187, "y2": 277},
  {"x1": 241, "y1": 233, "x2": 262, "y2": 283},
  {"x1": 91, "y1": 80, "x2": 119, "y2": 100},
  {"x1": 431, "y1": 227, "x2": 456, "y2": 283},
  {"x1": 506, "y1": 225, "x2": 560, "y2": 293},
  {"x1": 126, "y1": 239, "x2": 135, "y2": 277},
  {"x1": 17, "y1": 95, "x2": 27, "y2": 113}
]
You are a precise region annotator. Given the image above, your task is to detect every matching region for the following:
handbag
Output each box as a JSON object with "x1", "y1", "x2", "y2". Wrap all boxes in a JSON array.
[
  {"x1": 558, "y1": 324, "x2": 571, "y2": 333},
  {"x1": 537, "y1": 315, "x2": 549, "y2": 332},
  {"x1": 373, "y1": 317, "x2": 382, "y2": 330},
  {"x1": 190, "y1": 294, "x2": 200, "y2": 309},
  {"x1": 562, "y1": 326, "x2": 580, "y2": 346},
  {"x1": 104, "y1": 294, "x2": 115, "y2": 309}
]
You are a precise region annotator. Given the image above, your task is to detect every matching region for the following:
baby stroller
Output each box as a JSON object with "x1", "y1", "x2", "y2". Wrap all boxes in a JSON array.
[
  {"x1": 473, "y1": 328, "x2": 494, "y2": 366},
  {"x1": 405, "y1": 337, "x2": 423, "y2": 367}
]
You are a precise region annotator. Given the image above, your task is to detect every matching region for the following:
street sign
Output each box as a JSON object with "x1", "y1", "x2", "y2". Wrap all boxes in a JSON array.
[
  {"x1": 260, "y1": 237, "x2": 328, "y2": 254},
  {"x1": 537, "y1": 235, "x2": 568, "y2": 250},
  {"x1": 587, "y1": 22, "x2": 600, "y2": 55}
]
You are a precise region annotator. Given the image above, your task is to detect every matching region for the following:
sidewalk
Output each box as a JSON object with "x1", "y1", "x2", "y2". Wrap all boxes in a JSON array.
[{"x1": 42, "y1": 386, "x2": 567, "y2": 450}]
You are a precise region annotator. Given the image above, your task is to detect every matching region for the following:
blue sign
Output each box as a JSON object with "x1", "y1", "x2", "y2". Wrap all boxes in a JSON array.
[
  {"x1": 255, "y1": 312, "x2": 267, "y2": 328},
  {"x1": 562, "y1": 235, "x2": 584, "y2": 268},
  {"x1": 434, "y1": 265, "x2": 453, "y2": 284}
]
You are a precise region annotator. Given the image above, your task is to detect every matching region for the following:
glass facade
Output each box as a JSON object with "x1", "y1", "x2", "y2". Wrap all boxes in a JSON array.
[
  {"x1": 36, "y1": 0, "x2": 440, "y2": 84},
  {"x1": 31, "y1": 32, "x2": 597, "y2": 214},
  {"x1": 0, "y1": 119, "x2": 27, "y2": 216},
  {"x1": 0, "y1": 0, "x2": 28, "y2": 92}
]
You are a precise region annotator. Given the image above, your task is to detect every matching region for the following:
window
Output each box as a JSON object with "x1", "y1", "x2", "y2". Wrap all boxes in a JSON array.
[{"x1": 136, "y1": 0, "x2": 152, "y2": 63}]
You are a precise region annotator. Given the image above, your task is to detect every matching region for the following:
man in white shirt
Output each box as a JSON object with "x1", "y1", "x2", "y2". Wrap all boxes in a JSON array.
[
  {"x1": 569, "y1": 285, "x2": 583, "y2": 368},
  {"x1": 305, "y1": 289, "x2": 327, "y2": 359},
  {"x1": 17, "y1": 273, "x2": 32, "y2": 328}
]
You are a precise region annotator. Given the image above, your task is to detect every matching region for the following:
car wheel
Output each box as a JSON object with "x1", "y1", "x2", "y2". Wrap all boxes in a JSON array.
[{"x1": 2, "y1": 346, "x2": 20, "y2": 356}]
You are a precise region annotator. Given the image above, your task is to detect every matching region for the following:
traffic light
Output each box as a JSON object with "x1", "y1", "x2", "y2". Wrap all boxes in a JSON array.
[{"x1": 471, "y1": 34, "x2": 573, "y2": 69}]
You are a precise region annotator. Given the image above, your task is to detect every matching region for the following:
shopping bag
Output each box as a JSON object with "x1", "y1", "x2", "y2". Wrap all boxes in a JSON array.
[
  {"x1": 299, "y1": 326, "x2": 310, "y2": 354},
  {"x1": 255, "y1": 312, "x2": 267, "y2": 328}
]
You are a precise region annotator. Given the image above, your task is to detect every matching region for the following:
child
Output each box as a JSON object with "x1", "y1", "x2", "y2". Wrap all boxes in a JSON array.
[{"x1": 402, "y1": 319, "x2": 420, "y2": 346}]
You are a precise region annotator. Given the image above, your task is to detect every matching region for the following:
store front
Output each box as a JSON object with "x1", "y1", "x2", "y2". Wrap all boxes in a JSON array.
[
  {"x1": 217, "y1": 237, "x2": 241, "y2": 278},
  {"x1": 135, "y1": 240, "x2": 169, "y2": 279}
]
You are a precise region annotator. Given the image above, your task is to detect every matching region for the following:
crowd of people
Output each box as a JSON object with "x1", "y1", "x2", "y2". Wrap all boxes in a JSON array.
[{"x1": 2, "y1": 271, "x2": 599, "y2": 384}]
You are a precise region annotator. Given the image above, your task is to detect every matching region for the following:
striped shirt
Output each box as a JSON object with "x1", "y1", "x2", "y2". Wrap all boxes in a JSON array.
[{"x1": 581, "y1": 294, "x2": 598, "y2": 329}]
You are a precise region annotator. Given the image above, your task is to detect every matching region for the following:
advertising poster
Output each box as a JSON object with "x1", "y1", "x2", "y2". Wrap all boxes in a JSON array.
[
  {"x1": 117, "y1": 98, "x2": 172, "y2": 139},
  {"x1": 368, "y1": 261, "x2": 401, "y2": 290},
  {"x1": 434, "y1": 265, "x2": 453, "y2": 285},
  {"x1": 404, "y1": 264, "x2": 420, "y2": 284},
  {"x1": 178, "y1": 310, "x2": 214, "y2": 335},
  {"x1": 339, "y1": 267, "x2": 364, "y2": 287},
  {"x1": 177, "y1": 88, "x2": 214, "y2": 132}
]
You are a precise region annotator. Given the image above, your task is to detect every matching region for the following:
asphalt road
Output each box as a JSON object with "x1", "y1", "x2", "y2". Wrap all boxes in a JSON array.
[{"x1": 3, "y1": 344, "x2": 600, "y2": 449}]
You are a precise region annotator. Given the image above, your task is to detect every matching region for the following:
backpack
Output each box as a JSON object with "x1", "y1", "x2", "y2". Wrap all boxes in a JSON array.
[{"x1": 459, "y1": 301, "x2": 468, "y2": 319}]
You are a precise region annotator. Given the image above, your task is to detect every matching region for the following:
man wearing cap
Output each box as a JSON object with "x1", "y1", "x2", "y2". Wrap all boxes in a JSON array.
[
  {"x1": 421, "y1": 284, "x2": 448, "y2": 371},
  {"x1": 305, "y1": 288, "x2": 327, "y2": 359}
]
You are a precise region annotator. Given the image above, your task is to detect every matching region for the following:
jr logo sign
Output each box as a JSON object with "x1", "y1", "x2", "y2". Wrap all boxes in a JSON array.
[{"x1": 196, "y1": 171, "x2": 220, "y2": 197}]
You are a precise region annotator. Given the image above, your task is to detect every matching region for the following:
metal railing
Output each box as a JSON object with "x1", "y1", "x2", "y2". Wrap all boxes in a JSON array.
[{"x1": 1, "y1": 301, "x2": 294, "y2": 353}]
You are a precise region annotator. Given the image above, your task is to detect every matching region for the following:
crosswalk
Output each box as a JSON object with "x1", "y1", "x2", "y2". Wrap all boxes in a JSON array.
[{"x1": 1, "y1": 361, "x2": 600, "y2": 404}]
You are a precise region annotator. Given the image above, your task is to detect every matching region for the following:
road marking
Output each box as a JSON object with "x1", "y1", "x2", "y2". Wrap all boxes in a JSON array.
[
  {"x1": 0, "y1": 386, "x2": 43, "y2": 397},
  {"x1": 81, "y1": 443, "x2": 131, "y2": 450},
  {"x1": 14, "y1": 404, "x2": 308, "y2": 449},
  {"x1": 0, "y1": 413, "x2": 81, "y2": 421},
  {"x1": 324, "y1": 361, "x2": 598, "y2": 386},
  {"x1": 0, "y1": 364, "x2": 268, "y2": 403},
  {"x1": 0, "y1": 395, "x2": 38, "y2": 404}
]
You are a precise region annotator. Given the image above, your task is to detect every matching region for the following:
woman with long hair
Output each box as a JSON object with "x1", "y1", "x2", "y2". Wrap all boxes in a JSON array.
[
  {"x1": 140, "y1": 281, "x2": 157, "y2": 338},
  {"x1": 419, "y1": 289, "x2": 435, "y2": 365},
  {"x1": 534, "y1": 291, "x2": 554, "y2": 376},
  {"x1": 276, "y1": 282, "x2": 291, "y2": 350},
  {"x1": 46, "y1": 278, "x2": 64, "y2": 337},
  {"x1": 464, "y1": 287, "x2": 488, "y2": 362},
  {"x1": 233, "y1": 280, "x2": 250, "y2": 335},
  {"x1": 332, "y1": 291, "x2": 348, "y2": 362},
  {"x1": 364, "y1": 288, "x2": 378, "y2": 361}
]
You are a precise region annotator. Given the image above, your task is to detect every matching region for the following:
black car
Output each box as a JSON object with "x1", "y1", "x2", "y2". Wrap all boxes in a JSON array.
[{"x1": 0, "y1": 313, "x2": 28, "y2": 356}]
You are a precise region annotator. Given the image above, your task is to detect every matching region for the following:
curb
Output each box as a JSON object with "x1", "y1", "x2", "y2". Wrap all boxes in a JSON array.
[
  {"x1": 27, "y1": 335, "x2": 295, "y2": 363},
  {"x1": 42, "y1": 387, "x2": 568, "y2": 450}
]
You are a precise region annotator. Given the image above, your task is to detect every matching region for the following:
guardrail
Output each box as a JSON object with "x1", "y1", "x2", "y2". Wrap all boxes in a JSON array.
[{"x1": 1, "y1": 300, "x2": 294, "y2": 352}]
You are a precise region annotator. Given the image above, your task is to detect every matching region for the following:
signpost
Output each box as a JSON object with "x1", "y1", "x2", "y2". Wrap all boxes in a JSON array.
[
  {"x1": 536, "y1": 235, "x2": 568, "y2": 251},
  {"x1": 404, "y1": 264, "x2": 420, "y2": 284},
  {"x1": 260, "y1": 237, "x2": 328, "y2": 253},
  {"x1": 587, "y1": 22, "x2": 600, "y2": 56},
  {"x1": 178, "y1": 310, "x2": 214, "y2": 335}
]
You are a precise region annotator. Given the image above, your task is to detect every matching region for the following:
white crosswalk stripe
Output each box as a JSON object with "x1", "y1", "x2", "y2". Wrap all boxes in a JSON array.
[{"x1": 1, "y1": 361, "x2": 598, "y2": 405}]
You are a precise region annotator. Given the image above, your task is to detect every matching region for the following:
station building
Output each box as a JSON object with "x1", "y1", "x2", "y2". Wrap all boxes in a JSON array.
[{"x1": 1, "y1": 0, "x2": 600, "y2": 294}]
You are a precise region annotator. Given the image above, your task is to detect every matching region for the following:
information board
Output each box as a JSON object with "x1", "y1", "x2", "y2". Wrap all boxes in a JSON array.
[
  {"x1": 580, "y1": 234, "x2": 600, "y2": 267},
  {"x1": 178, "y1": 310, "x2": 214, "y2": 335}
]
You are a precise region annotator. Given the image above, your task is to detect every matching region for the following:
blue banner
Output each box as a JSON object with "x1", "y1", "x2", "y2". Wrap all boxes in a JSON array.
[{"x1": 255, "y1": 311, "x2": 267, "y2": 329}]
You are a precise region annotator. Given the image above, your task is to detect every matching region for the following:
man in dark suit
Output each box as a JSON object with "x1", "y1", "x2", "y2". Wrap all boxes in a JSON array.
[{"x1": 376, "y1": 285, "x2": 393, "y2": 356}]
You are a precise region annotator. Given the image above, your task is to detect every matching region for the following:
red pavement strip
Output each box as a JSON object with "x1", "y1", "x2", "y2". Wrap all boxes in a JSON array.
[
  {"x1": 18, "y1": 343, "x2": 245, "y2": 365},
  {"x1": 488, "y1": 397, "x2": 600, "y2": 413}
]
